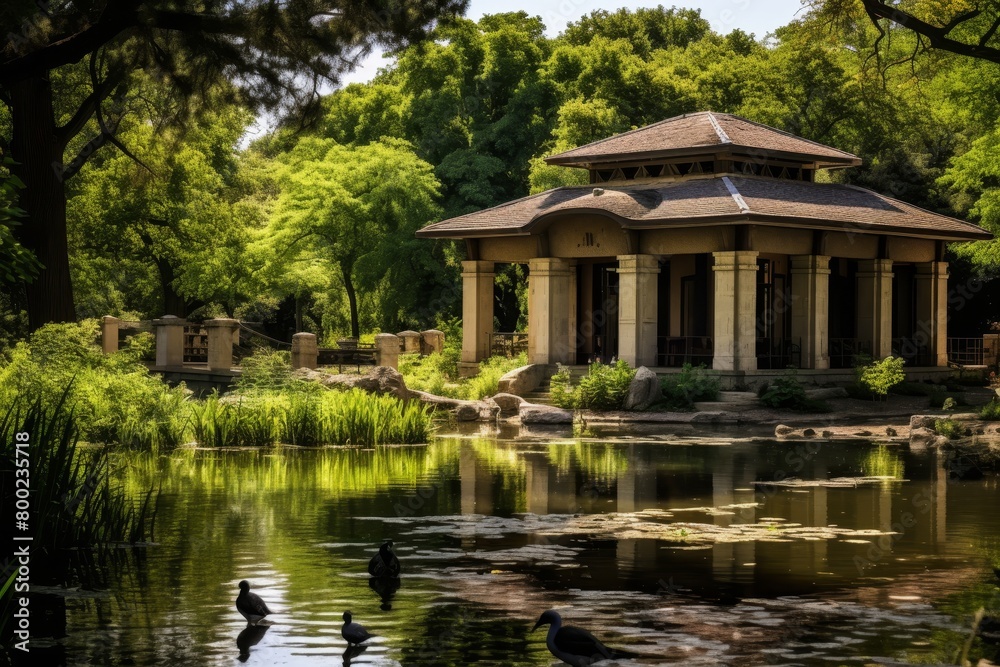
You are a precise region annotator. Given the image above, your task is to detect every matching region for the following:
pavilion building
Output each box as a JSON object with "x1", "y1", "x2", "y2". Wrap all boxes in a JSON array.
[{"x1": 416, "y1": 112, "x2": 991, "y2": 381}]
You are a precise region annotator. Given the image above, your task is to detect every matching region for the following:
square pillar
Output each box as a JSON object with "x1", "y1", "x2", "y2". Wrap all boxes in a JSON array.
[
  {"x1": 374, "y1": 333, "x2": 401, "y2": 369},
  {"x1": 712, "y1": 251, "x2": 758, "y2": 371},
  {"x1": 617, "y1": 255, "x2": 660, "y2": 367},
  {"x1": 790, "y1": 255, "x2": 831, "y2": 369},
  {"x1": 916, "y1": 261, "x2": 949, "y2": 366},
  {"x1": 857, "y1": 259, "x2": 893, "y2": 359},
  {"x1": 153, "y1": 315, "x2": 186, "y2": 368},
  {"x1": 461, "y1": 260, "x2": 495, "y2": 366},
  {"x1": 204, "y1": 318, "x2": 238, "y2": 371},
  {"x1": 101, "y1": 316, "x2": 120, "y2": 355},
  {"x1": 527, "y1": 258, "x2": 573, "y2": 365},
  {"x1": 291, "y1": 332, "x2": 318, "y2": 369}
]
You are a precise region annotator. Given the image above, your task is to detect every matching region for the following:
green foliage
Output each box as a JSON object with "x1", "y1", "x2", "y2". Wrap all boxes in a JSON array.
[
  {"x1": 759, "y1": 369, "x2": 827, "y2": 412},
  {"x1": 934, "y1": 418, "x2": 966, "y2": 440},
  {"x1": 0, "y1": 158, "x2": 40, "y2": 286},
  {"x1": 660, "y1": 364, "x2": 720, "y2": 410},
  {"x1": 465, "y1": 353, "x2": 528, "y2": 400},
  {"x1": 0, "y1": 321, "x2": 189, "y2": 450},
  {"x1": 551, "y1": 360, "x2": 636, "y2": 410},
  {"x1": 400, "y1": 350, "x2": 526, "y2": 400},
  {"x1": 858, "y1": 356, "x2": 906, "y2": 399},
  {"x1": 861, "y1": 446, "x2": 904, "y2": 479},
  {"x1": 550, "y1": 364, "x2": 576, "y2": 409},
  {"x1": 235, "y1": 348, "x2": 295, "y2": 392},
  {"x1": 191, "y1": 389, "x2": 431, "y2": 447},
  {"x1": 980, "y1": 399, "x2": 1000, "y2": 421}
]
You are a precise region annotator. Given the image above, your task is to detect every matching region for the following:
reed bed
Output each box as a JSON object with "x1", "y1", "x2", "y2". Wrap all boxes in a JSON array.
[{"x1": 190, "y1": 389, "x2": 432, "y2": 447}]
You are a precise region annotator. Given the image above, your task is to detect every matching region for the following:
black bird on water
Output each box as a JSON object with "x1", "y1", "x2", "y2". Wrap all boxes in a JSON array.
[
  {"x1": 368, "y1": 540, "x2": 400, "y2": 578},
  {"x1": 236, "y1": 580, "x2": 272, "y2": 626},
  {"x1": 342, "y1": 611, "x2": 375, "y2": 646},
  {"x1": 532, "y1": 609, "x2": 638, "y2": 666}
]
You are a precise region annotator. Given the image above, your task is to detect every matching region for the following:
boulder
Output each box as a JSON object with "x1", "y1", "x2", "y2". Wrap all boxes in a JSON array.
[
  {"x1": 886, "y1": 427, "x2": 898, "y2": 437},
  {"x1": 910, "y1": 414, "x2": 937, "y2": 430},
  {"x1": 909, "y1": 427, "x2": 939, "y2": 450},
  {"x1": 623, "y1": 367, "x2": 661, "y2": 411},
  {"x1": 454, "y1": 403, "x2": 483, "y2": 421},
  {"x1": 497, "y1": 364, "x2": 548, "y2": 396},
  {"x1": 520, "y1": 404, "x2": 574, "y2": 424},
  {"x1": 409, "y1": 390, "x2": 496, "y2": 420},
  {"x1": 802, "y1": 428, "x2": 816, "y2": 437},
  {"x1": 491, "y1": 393, "x2": 525, "y2": 416},
  {"x1": 292, "y1": 366, "x2": 412, "y2": 400},
  {"x1": 775, "y1": 424, "x2": 794, "y2": 437}
]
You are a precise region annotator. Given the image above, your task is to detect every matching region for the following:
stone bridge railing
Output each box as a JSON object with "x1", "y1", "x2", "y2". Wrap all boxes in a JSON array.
[{"x1": 100, "y1": 315, "x2": 443, "y2": 371}]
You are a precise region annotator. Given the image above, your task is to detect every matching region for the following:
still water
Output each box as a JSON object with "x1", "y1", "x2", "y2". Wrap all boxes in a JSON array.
[{"x1": 36, "y1": 427, "x2": 1000, "y2": 665}]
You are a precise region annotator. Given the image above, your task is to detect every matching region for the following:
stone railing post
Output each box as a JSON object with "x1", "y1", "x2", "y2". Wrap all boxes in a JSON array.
[
  {"x1": 204, "y1": 318, "x2": 239, "y2": 371},
  {"x1": 374, "y1": 333, "x2": 401, "y2": 370},
  {"x1": 153, "y1": 315, "x2": 186, "y2": 368},
  {"x1": 421, "y1": 329, "x2": 444, "y2": 355},
  {"x1": 291, "y1": 333, "x2": 319, "y2": 370},
  {"x1": 101, "y1": 316, "x2": 121, "y2": 355},
  {"x1": 397, "y1": 330, "x2": 421, "y2": 353}
]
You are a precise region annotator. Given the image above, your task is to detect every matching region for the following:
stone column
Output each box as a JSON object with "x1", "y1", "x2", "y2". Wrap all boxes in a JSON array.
[
  {"x1": 857, "y1": 259, "x2": 894, "y2": 359},
  {"x1": 712, "y1": 251, "x2": 759, "y2": 371},
  {"x1": 617, "y1": 255, "x2": 660, "y2": 367},
  {"x1": 101, "y1": 316, "x2": 120, "y2": 355},
  {"x1": 291, "y1": 333, "x2": 318, "y2": 369},
  {"x1": 790, "y1": 255, "x2": 831, "y2": 369},
  {"x1": 420, "y1": 329, "x2": 444, "y2": 355},
  {"x1": 461, "y1": 261, "x2": 495, "y2": 368},
  {"x1": 527, "y1": 258, "x2": 573, "y2": 365},
  {"x1": 153, "y1": 315, "x2": 186, "y2": 368},
  {"x1": 397, "y1": 330, "x2": 421, "y2": 353},
  {"x1": 204, "y1": 318, "x2": 238, "y2": 371},
  {"x1": 916, "y1": 261, "x2": 949, "y2": 366},
  {"x1": 374, "y1": 333, "x2": 401, "y2": 369}
]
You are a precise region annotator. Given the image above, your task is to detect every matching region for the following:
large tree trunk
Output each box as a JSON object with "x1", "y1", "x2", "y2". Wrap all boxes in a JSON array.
[
  {"x1": 153, "y1": 255, "x2": 203, "y2": 318},
  {"x1": 341, "y1": 262, "x2": 360, "y2": 339},
  {"x1": 10, "y1": 74, "x2": 76, "y2": 330}
]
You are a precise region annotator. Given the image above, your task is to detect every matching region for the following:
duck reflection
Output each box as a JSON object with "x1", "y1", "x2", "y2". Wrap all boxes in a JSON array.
[
  {"x1": 342, "y1": 643, "x2": 368, "y2": 666},
  {"x1": 236, "y1": 623, "x2": 269, "y2": 662},
  {"x1": 368, "y1": 576, "x2": 401, "y2": 610}
]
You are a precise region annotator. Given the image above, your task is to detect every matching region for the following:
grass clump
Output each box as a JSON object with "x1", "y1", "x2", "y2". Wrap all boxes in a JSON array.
[
  {"x1": 550, "y1": 360, "x2": 636, "y2": 410},
  {"x1": 980, "y1": 400, "x2": 1000, "y2": 421},
  {"x1": 934, "y1": 418, "x2": 967, "y2": 440},
  {"x1": 660, "y1": 364, "x2": 719, "y2": 410},
  {"x1": 758, "y1": 369, "x2": 828, "y2": 412},
  {"x1": 190, "y1": 389, "x2": 432, "y2": 447}
]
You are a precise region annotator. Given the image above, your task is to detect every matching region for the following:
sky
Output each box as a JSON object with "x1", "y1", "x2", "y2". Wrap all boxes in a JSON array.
[{"x1": 339, "y1": 0, "x2": 807, "y2": 85}]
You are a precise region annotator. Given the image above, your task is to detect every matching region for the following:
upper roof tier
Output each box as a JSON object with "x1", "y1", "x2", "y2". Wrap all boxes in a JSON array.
[{"x1": 545, "y1": 111, "x2": 862, "y2": 170}]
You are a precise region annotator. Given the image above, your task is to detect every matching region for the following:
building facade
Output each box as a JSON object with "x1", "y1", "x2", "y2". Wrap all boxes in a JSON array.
[{"x1": 417, "y1": 112, "x2": 991, "y2": 376}]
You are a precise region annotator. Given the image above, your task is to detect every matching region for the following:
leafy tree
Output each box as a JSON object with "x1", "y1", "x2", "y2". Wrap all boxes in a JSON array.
[
  {"x1": 0, "y1": 0, "x2": 467, "y2": 330},
  {"x1": 268, "y1": 137, "x2": 441, "y2": 338}
]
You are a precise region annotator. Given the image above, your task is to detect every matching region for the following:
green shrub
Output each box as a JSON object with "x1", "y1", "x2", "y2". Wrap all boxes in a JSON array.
[
  {"x1": 661, "y1": 364, "x2": 720, "y2": 410},
  {"x1": 934, "y1": 418, "x2": 966, "y2": 440},
  {"x1": 759, "y1": 369, "x2": 828, "y2": 412},
  {"x1": 465, "y1": 352, "x2": 528, "y2": 400},
  {"x1": 858, "y1": 356, "x2": 906, "y2": 399},
  {"x1": 577, "y1": 360, "x2": 636, "y2": 410},
  {"x1": 0, "y1": 321, "x2": 189, "y2": 450},
  {"x1": 550, "y1": 364, "x2": 576, "y2": 409},
  {"x1": 236, "y1": 348, "x2": 294, "y2": 391},
  {"x1": 980, "y1": 400, "x2": 1000, "y2": 421}
]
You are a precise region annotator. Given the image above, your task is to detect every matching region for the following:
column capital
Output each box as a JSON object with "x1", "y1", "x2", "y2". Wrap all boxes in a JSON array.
[
  {"x1": 528, "y1": 257, "x2": 573, "y2": 276},
  {"x1": 204, "y1": 318, "x2": 239, "y2": 330},
  {"x1": 712, "y1": 250, "x2": 759, "y2": 272},
  {"x1": 916, "y1": 261, "x2": 949, "y2": 276},
  {"x1": 461, "y1": 260, "x2": 496, "y2": 276},
  {"x1": 616, "y1": 254, "x2": 660, "y2": 273},
  {"x1": 790, "y1": 255, "x2": 831, "y2": 274},
  {"x1": 857, "y1": 258, "x2": 894, "y2": 276}
]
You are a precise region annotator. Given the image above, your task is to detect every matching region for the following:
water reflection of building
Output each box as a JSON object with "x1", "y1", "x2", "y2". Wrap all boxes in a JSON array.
[{"x1": 459, "y1": 440, "x2": 950, "y2": 593}]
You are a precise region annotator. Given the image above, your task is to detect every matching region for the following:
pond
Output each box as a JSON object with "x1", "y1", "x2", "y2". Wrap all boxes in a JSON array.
[{"x1": 26, "y1": 426, "x2": 1000, "y2": 666}]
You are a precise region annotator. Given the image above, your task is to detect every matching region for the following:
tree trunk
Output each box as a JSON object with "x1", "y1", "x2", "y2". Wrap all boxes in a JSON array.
[
  {"x1": 341, "y1": 262, "x2": 359, "y2": 339},
  {"x1": 10, "y1": 74, "x2": 76, "y2": 330},
  {"x1": 154, "y1": 255, "x2": 203, "y2": 317}
]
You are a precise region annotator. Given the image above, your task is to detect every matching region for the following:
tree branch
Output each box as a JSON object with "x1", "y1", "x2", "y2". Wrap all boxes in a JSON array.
[
  {"x1": 55, "y1": 51, "x2": 125, "y2": 147},
  {"x1": 861, "y1": 0, "x2": 1000, "y2": 64}
]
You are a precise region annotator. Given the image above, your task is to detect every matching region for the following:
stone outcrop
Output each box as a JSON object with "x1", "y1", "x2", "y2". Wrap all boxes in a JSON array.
[
  {"x1": 520, "y1": 404, "x2": 574, "y2": 424},
  {"x1": 292, "y1": 366, "x2": 413, "y2": 399},
  {"x1": 491, "y1": 393, "x2": 525, "y2": 417},
  {"x1": 623, "y1": 366, "x2": 661, "y2": 411},
  {"x1": 497, "y1": 364, "x2": 548, "y2": 397}
]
